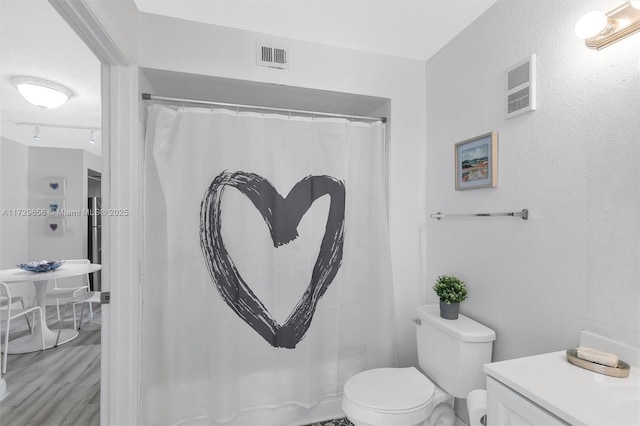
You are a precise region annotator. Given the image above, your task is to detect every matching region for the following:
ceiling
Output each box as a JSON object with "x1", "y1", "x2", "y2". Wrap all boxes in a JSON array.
[
  {"x1": 133, "y1": 0, "x2": 498, "y2": 61},
  {"x1": 0, "y1": 0, "x2": 497, "y2": 154},
  {"x1": 0, "y1": 0, "x2": 101, "y2": 154}
]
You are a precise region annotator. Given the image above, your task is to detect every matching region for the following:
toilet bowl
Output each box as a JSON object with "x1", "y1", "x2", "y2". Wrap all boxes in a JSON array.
[
  {"x1": 342, "y1": 367, "x2": 454, "y2": 426},
  {"x1": 341, "y1": 305, "x2": 496, "y2": 426}
]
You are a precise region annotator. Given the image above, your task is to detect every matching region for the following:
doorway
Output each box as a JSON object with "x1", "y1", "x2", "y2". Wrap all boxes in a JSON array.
[{"x1": 0, "y1": 0, "x2": 103, "y2": 423}]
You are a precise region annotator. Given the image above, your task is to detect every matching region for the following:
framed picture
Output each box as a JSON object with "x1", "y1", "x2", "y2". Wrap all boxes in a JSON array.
[
  {"x1": 45, "y1": 218, "x2": 65, "y2": 236},
  {"x1": 44, "y1": 177, "x2": 66, "y2": 195},
  {"x1": 455, "y1": 131, "x2": 498, "y2": 190},
  {"x1": 46, "y1": 198, "x2": 65, "y2": 216}
]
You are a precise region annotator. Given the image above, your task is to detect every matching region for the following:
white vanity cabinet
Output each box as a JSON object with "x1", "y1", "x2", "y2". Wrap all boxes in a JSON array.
[
  {"x1": 486, "y1": 376, "x2": 566, "y2": 425},
  {"x1": 484, "y1": 349, "x2": 640, "y2": 426}
]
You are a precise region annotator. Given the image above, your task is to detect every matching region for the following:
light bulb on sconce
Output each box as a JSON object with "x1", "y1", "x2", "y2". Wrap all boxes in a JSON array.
[
  {"x1": 575, "y1": 11, "x2": 610, "y2": 39},
  {"x1": 576, "y1": 1, "x2": 640, "y2": 50}
]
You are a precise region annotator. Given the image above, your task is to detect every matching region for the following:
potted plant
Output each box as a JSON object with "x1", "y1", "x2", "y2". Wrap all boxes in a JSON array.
[{"x1": 433, "y1": 275, "x2": 467, "y2": 320}]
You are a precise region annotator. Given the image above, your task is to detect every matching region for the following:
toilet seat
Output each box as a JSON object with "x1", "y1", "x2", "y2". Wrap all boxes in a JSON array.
[{"x1": 343, "y1": 367, "x2": 435, "y2": 425}]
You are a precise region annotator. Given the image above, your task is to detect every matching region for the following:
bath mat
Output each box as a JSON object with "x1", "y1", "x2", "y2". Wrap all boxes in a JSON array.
[{"x1": 305, "y1": 418, "x2": 353, "y2": 426}]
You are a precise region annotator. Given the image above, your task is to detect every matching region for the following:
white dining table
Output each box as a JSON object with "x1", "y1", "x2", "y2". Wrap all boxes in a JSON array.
[{"x1": 0, "y1": 263, "x2": 102, "y2": 353}]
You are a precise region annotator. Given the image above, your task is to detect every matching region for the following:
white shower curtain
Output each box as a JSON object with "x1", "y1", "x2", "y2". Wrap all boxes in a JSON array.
[{"x1": 141, "y1": 104, "x2": 397, "y2": 425}]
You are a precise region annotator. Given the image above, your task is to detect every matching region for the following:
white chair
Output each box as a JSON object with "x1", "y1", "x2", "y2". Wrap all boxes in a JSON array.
[
  {"x1": 56, "y1": 291, "x2": 98, "y2": 346},
  {"x1": 46, "y1": 259, "x2": 93, "y2": 329},
  {"x1": 73, "y1": 291, "x2": 101, "y2": 329},
  {"x1": 0, "y1": 281, "x2": 45, "y2": 373}
]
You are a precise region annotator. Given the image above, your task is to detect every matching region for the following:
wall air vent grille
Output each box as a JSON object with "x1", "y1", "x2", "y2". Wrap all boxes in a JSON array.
[
  {"x1": 506, "y1": 54, "x2": 536, "y2": 119},
  {"x1": 257, "y1": 41, "x2": 289, "y2": 69}
]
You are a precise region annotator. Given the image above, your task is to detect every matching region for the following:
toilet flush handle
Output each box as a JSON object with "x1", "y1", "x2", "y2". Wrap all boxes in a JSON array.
[{"x1": 411, "y1": 318, "x2": 422, "y2": 325}]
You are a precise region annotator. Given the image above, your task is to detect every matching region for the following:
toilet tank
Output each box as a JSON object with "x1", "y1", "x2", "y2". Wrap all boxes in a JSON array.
[{"x1": 416, "y1": 305, "x2": 496, "y2": 398}]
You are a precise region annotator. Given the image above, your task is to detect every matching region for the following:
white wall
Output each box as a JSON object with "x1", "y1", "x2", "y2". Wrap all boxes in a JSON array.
[
  {"x1": 425, "y1": 0, "x2": 640, "y2": 362},
  {"x1": 137, "y1": 12, "x2": 428, "y2": 367},
  {"x1": 0, "y1": 137, "x2": 30, "y2": 301},
  {"x1": 0, "y1": 137, "x2": 30, "y2": 300},
  {"x1": 0, "y1": 137, "x2": 29, "y2": 269},
  {"x1": 0, "y1": 140, "x2": 99, "y2": 298},
  {"x1": 28, "y1": 147, "x2": 87, "y2": 289}
]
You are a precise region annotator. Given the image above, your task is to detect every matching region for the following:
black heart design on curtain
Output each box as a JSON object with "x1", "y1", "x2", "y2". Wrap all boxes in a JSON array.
[{"x1": 200, "y1": 170, "x2": 345, "y2": 348}]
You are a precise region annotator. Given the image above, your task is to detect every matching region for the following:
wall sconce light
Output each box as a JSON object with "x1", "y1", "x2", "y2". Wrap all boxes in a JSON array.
[
  {"x1": 10, "y1": 76, "x2": 74, "y2": 109},
  {"x1": 33, "y1": 125, "x2": 41, "y2": 141},
  {"x1": 575, "y1": 1, "x2": 640, "y2": 50},
  {"x1": 89, "y1": 129, "x2": 96, "y2": 144}
]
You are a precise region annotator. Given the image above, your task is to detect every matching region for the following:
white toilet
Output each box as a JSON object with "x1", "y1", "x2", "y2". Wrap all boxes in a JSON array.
[{"x1": 342, "y1": 304, "x2": 496, "y2": 426}]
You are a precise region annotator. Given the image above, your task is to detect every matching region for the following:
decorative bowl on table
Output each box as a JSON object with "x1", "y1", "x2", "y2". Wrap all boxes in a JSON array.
[{"x1": 17, "y1": 260, "x2": 63, "y2": 273}]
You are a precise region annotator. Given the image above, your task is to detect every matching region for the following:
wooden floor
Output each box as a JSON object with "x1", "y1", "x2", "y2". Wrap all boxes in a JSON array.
[{"x1": 0, "y1": 304, "x2": 101, "y2": 426}]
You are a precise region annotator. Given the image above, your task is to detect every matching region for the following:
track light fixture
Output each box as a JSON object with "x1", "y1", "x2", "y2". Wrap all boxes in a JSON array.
[
  {"x1": 10, "y1": 76, "x2": 74, "y2": 109},
  {"x1": 16, "y1": 122, "x2": 101, "y2": 144},
  {"x1": 575, "y1": 1, "x2": 640, "y2": 50}
]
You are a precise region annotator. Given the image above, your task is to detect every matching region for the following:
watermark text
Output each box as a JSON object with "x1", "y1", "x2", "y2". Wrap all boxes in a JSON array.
[{"x1": 1, "y1": 208, "x2": 129, "y2": 217}]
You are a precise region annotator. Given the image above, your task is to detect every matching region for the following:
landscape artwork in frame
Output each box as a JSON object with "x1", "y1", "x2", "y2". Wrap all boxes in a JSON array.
[{"x1": 455, "y1": 132, "x2": 498, "y2": 190}]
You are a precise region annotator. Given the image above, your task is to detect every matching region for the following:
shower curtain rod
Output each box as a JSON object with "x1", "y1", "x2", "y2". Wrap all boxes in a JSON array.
[{"x1": 141, "y1": 93, "x2": 386, "y2": 123}]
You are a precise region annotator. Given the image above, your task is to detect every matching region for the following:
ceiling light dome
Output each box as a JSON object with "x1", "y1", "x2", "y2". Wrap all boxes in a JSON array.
[{"x1": 10, "y1": 76, "x2": 74, "y2": 109}]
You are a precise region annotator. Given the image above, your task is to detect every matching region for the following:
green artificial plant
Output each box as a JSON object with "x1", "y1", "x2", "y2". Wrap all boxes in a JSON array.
[{"x1": 433, "y1": 275, "x2": 468, "y2": 304}]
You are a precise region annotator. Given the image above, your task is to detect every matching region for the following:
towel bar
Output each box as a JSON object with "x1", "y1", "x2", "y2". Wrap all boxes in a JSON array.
[{"x1": 430, "y1": 209, "x2": 528, "y2": 221}]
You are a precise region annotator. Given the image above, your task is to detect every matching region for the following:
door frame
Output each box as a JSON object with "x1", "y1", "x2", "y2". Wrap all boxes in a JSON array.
[{"x1": 48, "y1": 1, "x2": 141, "y2": 424}]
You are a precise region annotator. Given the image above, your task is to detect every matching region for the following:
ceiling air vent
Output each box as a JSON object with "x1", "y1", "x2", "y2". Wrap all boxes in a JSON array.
[{"x1": 256, "y1": 41, "x2": 289, "y2": 69}]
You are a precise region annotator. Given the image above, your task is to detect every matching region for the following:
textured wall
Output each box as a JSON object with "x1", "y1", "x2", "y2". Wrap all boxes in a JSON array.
[{"x1": 424, "y1": 0, "x2": 639, "y2": 361}]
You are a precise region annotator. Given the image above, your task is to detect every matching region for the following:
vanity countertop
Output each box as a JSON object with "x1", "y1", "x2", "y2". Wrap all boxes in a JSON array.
[{"x1": 485, "y1": 350, "x2": 640, "y2": 426}]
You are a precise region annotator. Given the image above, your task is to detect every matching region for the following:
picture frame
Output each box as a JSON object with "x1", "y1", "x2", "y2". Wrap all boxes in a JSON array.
[
  {"x1": 44, "y1": 177, "x2": 66, "y2": 195},
  {"x1": 46, "y1": 198, "x2": 65, "y2": 216},
  {"x1": 45, "y1": 218, "x2": 65, "y2": 236},
  {"x1": 455, "y1": 131, "x2": 498, "y2": 190}
]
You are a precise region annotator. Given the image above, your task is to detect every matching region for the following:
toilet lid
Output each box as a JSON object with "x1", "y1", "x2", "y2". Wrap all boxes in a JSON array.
[{"x1": 344, "y1": 367, "x2": 435, "y2": 412}]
